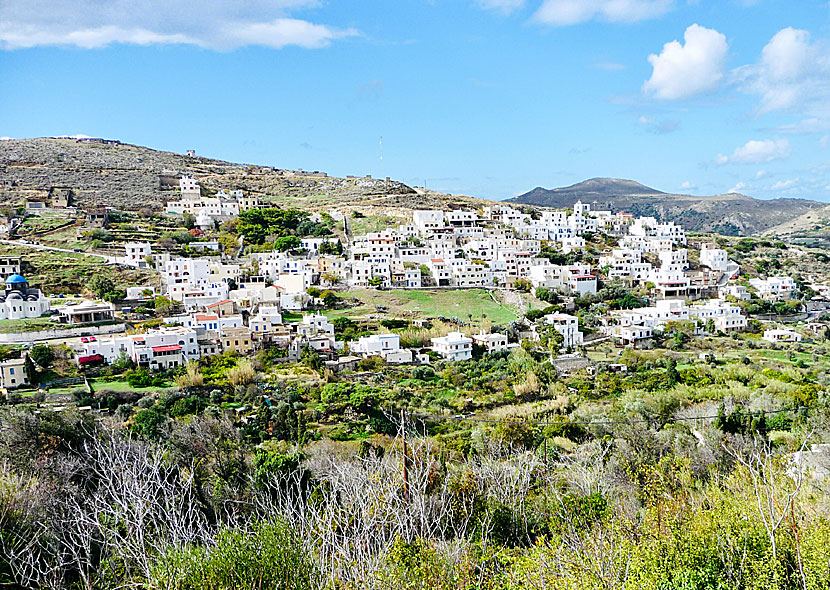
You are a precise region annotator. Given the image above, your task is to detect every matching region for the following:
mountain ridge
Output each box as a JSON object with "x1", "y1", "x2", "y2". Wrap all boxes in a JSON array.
[{"x1": 509, "y1": 177, "x2": 822, "y2": 235}]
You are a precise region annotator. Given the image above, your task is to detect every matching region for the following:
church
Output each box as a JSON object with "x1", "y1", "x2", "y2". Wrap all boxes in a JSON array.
[{"x1": 0, "y1": 274, "x2": 50, "y2": 320}]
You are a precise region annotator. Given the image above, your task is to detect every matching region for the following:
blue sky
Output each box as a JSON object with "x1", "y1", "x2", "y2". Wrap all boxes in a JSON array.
[{"x1": 2, "y1": 1, "x2": 830, "y2": 202}]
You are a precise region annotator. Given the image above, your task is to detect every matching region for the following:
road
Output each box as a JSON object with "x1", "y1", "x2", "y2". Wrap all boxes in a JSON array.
[{"x1": 0, "y1": 240, "x2": 121, "y2": 264}]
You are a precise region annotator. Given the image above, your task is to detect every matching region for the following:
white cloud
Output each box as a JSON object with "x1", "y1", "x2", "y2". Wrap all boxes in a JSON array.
[
  {"x1": 0, "y1": 0, "x2": 356, "y2": 50},
  {"x1": 533, "y1": 0, "x2": 673, "y2": 26},
  {"x1": 679, "y1": 180, "x2": 696, "y2": 190},
  {"x1": 728, "y1": 182, "x2": 746, "y2": 194},
  {"x1": 755, "y1": 169, "x2": 767, "y2": 179},
  {"x1": 716, "y1": 138, "x2": 791, "y2": 165},
  {"x1": 643, "y1": 24, "x2": 728, "y2": 100},
  {"x1": 735, "y1": 27, "x2": 830, "y2": 115},
  {"x1": 771, "y1": 178, "x2": 797, "y2": 190},
  {"x1": 476, "y1": 0, "x2": 525, "y2": 14},
  {"x1": 821, "y1": 136, "x2": 830, "y2": 149}
]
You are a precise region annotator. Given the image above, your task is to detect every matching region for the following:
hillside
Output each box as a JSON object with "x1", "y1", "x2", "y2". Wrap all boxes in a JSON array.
[
  {"x1": 510, "y1": 177, "x2": 823, "y2": 236},
  {"x1": 0, "y1": 137, "x2": 489, "y2": 217}
]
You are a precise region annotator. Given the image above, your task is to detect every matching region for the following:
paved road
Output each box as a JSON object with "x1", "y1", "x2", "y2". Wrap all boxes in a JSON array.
[{"x1": 0, "y1": 240, "x2": 120, "y2": 264}]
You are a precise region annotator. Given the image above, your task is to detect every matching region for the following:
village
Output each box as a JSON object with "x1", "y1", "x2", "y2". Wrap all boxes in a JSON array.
[{"x1": 0, "y1": 174, "x2": 818, "y2": 395}]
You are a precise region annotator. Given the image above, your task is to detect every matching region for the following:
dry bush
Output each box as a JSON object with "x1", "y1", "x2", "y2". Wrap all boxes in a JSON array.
[
  {"x1": 513, "y1": 371, "x2": 540, "y2": 397},
  {"x1": 176, "y1": 361, "x2": 204, "y2": 389},
  {"x1": 227, "y1": 360, "x2": 256, "y2": 386}
]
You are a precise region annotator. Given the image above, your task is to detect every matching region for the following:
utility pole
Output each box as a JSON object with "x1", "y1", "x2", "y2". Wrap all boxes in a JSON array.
[{"x1": 401, "y1": 408, "x2": 409, "y2": 503}]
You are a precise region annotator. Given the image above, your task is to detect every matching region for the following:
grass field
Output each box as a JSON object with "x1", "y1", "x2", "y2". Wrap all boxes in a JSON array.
[
  {"x1": 328, "y1": 288, "x2": 519, "y2": 325},
  {"x1": 0, "y1": 316, "x2": 64, "y2": 333}
]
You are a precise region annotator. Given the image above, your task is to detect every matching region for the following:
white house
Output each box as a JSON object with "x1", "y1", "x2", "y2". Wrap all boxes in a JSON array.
[
  {"x1": 544, "y1": 313, "x2": 583, "y2": 349},
  {"x1": 700, "y1": 243, "x2": 728, "y2": 272},
  {"x1": 750, "y1": 277, "x2": 796, "y2": 301},
  {"x1": 431, "y1": 332, "x2": 473, "y2": 361},
  {"x1": 688, "y1": 299, "x2": 747, "y2": 332},
  {"x1": 350, "y1": 333, "x2": 412, "y2": 363},
  {"x1": 124, "y1": 242, "x2": 152, "y2": 268},
  {"x1": 763, "y1": 328, "x2": 802, "y2": 343},
  {"x1": 79, "y1": 326, "x2": 200, "y2": 369},
  {"x1": 472, "y1": 331, "x2": 509, "y2": 353}
]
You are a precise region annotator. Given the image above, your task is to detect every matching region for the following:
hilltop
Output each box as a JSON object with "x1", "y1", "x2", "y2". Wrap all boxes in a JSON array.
[
  {"x1": 510, "y1": 177, "x2": 823, "y2": 236},
  {"x1": 0, "y1": 138, "x2": 489, "y2": 220}
]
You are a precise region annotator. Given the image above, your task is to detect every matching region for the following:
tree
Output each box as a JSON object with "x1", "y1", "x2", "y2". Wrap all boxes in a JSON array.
[
  {"x1": 321, "y1": 290, "x2": 339, "y2": 308},
  {"x1": 515, "y1": 278, "x2": 532, "y2": 292},
  {"x1": 24, "y1": 354, "x2": 38, "y2": 386},
  {"x1": 181, "y1": 212, "x2": 195, "y2": 229},
  {"x1": 318, "y1": 240, "x2": 343, "y2": 255},
  {"x1": 237, "y1": 208, "x2": 309, "y2": 245},
  {"x1": 274, "y1": 236, "x2": 301, "y2": 252},
  {"x1": 665, "y1": 357, "x2": 679, "y2": 386},
  {"x1": 548, "y1": 330, "x2": 565, "y2": 355},
  {"x1": 368, "y1": 276, "x2": 383, "y2": 288},
  {"x1": 88, "y1": 276, "x2": 124, "y2": 302},
  {"x1": 154, "y1": 295, "x2": 175, "y2": 316},
  {"x1": 321, "y1": 272, "x2": 339, "y2": 286},
  {"x1": 29, "y1": 345, "x2": 54, "y2": 369},
  {"x1": 724, "y1": 433, "x2": 813, "y2": 576},
  {"x1": 88, "y1": 276, "x2": 115, "y2": 299}
]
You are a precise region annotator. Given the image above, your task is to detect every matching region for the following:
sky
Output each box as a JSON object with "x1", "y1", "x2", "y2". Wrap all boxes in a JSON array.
[{"x1": 1, "y1": 1, "x2": 830, "y2": 202}]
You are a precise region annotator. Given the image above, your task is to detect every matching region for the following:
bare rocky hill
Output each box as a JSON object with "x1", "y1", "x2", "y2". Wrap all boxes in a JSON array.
[
  {"x1": 510, "y1": 178, "x2": 823, "y2": 236},
  {"x1": 0, "y1": 137, "x2": 486, "y2": 214}
]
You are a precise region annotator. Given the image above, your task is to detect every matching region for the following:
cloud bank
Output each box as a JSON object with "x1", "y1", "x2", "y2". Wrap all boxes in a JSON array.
[{"x1": 0, "y1": 0, "x2": 357, "y2": 50}]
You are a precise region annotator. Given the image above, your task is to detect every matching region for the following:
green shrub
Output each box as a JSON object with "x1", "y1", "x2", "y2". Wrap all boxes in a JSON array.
[{"x1": 149, "y1": 520, "x2": 322, "y2": 590}]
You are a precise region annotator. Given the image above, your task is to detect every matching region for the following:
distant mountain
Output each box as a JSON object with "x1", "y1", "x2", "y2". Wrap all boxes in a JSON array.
[{"x1": 509, "y1": 178, "x2": 823, "y2": 236}]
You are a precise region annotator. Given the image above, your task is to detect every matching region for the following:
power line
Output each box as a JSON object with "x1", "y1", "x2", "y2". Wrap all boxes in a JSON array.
[{"x1": 397, "y1": 406, "x2": 809, "y2": 428}]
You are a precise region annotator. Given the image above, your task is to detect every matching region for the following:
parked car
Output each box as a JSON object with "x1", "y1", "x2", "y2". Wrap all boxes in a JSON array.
[{"x1": 81, "y1": 337, "x2": 90, "y2": 343}]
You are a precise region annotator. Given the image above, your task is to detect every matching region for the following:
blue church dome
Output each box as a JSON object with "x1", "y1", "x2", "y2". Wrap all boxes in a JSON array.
[{"x1": 5, "y1": 274, "x2": 26, "y2": 284}]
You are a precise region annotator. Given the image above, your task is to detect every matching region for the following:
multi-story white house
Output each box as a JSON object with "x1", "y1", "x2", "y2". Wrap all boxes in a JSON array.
[
  {"x1": 699, "y1": 243, "x2": 729, "y2": 272},
  {"x1": 350, "y1": 333, "x2": 412, "y2": 363},
  {"x1": 472, "y1": 331, "x2": 509, "y2": 353},
  {"x1": 431, "y1": 332, "x2": 473, "y2": 361},
  {"x1": 749, "y1": 276, "x2": 796, "y2": 301},
  {"x1": 413, "y1": 210, "x2": 446, "y2": 234},
  {"x1": 720, "y1": 284, "x2": 751, "y2": 301},
  {"x1": 689, "y1": 299, "x2": 747, "y2": 331},
  {"x1": 297, "y1": 313, "x2": 335, "y2": 336},
  {"x1": 79, "y1": 326, "x2": 200, "y2": 369},
  {"x1": 124, "y1": 242, "x2": 152, "y2": 268},
  {"x1": 544, "y1": 313, "x2": 583, "y2": 349}
]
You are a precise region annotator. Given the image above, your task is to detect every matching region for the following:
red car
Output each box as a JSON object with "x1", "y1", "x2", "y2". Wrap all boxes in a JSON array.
[{"x1": 80, "y1": 337, "x2": 90, "y2": 343}]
